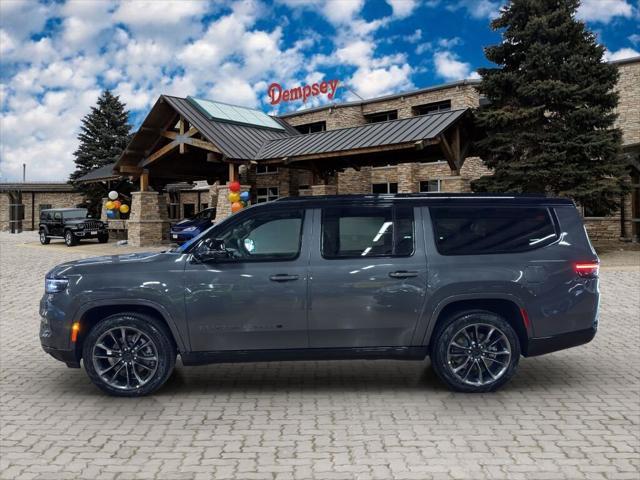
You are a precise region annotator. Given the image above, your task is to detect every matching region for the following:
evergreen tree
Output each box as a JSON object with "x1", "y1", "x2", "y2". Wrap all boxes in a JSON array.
[
  {"x1": 472, "y1": 0, "x2": 626, "y2": 214},
  {"x1": 70, "y1": 90, "x2": 132, "y2": 215}
]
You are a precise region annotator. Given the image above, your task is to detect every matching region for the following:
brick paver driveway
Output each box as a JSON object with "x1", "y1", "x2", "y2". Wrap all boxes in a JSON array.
[{"x1": 1, "y1": 232, "x2": 639, "y2": 480}]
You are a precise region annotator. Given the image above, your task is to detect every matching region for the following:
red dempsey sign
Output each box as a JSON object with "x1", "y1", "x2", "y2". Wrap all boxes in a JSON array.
[{"x1": 268, "y1": 80, "x2": 340, "y2": 105}]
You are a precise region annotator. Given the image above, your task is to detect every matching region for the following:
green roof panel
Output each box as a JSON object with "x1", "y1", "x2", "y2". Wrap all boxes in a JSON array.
[{"x1": 187, "y1": 96, "x2": 284, "y2": 131}]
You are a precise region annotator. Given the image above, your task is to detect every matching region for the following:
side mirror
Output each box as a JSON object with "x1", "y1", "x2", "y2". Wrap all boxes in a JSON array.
[{"x1": 193, "y1": 238, "x2": 230, "y2": 262}]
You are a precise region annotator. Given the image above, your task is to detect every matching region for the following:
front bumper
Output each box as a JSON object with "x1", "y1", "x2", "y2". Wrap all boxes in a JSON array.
[
  {"x1": 41, "y1": 344, "x2": 80, "y2": 368},
  {"x1": 72, "y1": 228, "x2": 107, "y2": 238},
  {"x1": 170, "y1": 230, "x2": 198, "y2": 243},
  {"x1": 525, "y1": 326, "x2": 597, "y2": 357}
]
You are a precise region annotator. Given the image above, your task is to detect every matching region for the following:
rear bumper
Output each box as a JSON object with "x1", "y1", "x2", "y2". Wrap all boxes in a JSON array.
[{"x1": 525, "y1": 326, "x2": 597, "y2": 357}]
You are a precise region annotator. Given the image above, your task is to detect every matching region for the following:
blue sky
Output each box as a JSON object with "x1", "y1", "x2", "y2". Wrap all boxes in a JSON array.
[{"x1": 1, "y1": 0, "x2": 638, "y2": 181}]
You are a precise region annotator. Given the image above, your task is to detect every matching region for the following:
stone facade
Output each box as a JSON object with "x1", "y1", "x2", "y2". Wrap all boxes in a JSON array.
[
  {"x1": 127, "y1": 191, "x2": 170, "y2": 247},
  {"x1": 614, "y1": 58, "x2": 640, "y2": 148},
  {"x1": 0, "y1": 190, "x2": 84, "y2": 232}
]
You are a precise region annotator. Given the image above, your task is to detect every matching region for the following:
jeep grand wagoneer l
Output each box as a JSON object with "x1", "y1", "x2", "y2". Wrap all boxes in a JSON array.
[{"x1": 40, "y1": 194, "x2": 599, "y2": 396}]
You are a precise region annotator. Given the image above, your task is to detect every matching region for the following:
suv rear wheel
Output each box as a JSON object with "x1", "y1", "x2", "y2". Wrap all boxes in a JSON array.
[
  {"x1": 82, "y1": 313, "x2": 176, "y2": 397},
  {"x1": 64, "y1": 230, "x2": 78, "y2": 247},
  {"x1": 431, "y1": 310, "x2": 520, "y2": 393},
  {"x1": 39, "y1": 229, "x2": 50, "y2": 245}
]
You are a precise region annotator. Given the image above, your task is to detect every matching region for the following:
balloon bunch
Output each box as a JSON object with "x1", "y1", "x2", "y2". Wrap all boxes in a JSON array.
[
  {"x1": 105, "y1": 191, "x2": 130, "y2": 219},
  {"x1": 228, "y1": 181, "x2": 250, "y2": 214}
]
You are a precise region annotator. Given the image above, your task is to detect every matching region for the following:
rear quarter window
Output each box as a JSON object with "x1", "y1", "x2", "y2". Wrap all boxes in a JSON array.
[{"x1": 429, "y1": 206, "x2": 558, "y2": 255}]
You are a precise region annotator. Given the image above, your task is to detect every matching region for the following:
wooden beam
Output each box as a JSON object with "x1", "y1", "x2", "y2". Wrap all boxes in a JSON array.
[
  {"x1": 182, "y1": 137, "x2": 221, "y2": 154},
  {"x1": 140, "y1": 169, "x2": 149, "y2": 191},
  {"x1": 119, "y1": 165, "x2": 143, "y2": 174},
  {"x1": 140, "y1": 140, "x2": 179, "y2": 168},
  {"x1": 179, "y1": 117, "x2": 185, "y2": 154},
  {"x1": 438, "y1": 134, "x2": 459, "y2": 173},
  {"x1": 228, "y1": 163, "x2": 238, "y2": 182},
  {"x1": 161, "y1": 131, "x2": 178, "y2": 140}
]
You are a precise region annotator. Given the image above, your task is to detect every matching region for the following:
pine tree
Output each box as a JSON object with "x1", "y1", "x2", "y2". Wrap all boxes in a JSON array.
[
  {"x1": 70, "y1": 90, "x2": 132, "y2": 215},
  {"x1": 471, "y1": 0, "x2": 626, "y2": 214}
]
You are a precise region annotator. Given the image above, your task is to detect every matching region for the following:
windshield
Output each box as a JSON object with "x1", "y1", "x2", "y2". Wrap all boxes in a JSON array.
[{"x1": 62, "y1": 209, "x2": 88, "y2": 220}]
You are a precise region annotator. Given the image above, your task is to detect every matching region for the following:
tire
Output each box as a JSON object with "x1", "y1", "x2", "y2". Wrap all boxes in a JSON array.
[
  {"x1": 430, "y1": 310, "x2": 520, "y2": 393},
  {"x1": 64, "y1": 230, "x2": 78, "y2": 247},
  {"x1": 39, "y1": 230, "x2": 50, "y2": 245},
  {"x1": 82, "y1": 312, "x2": 176, "y2": 397},
  {"x1": 98, "y1": 232, "x2": 109, "y2": 243}
]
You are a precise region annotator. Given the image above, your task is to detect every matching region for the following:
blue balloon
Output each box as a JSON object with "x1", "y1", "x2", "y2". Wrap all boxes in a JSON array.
[
  {"x1": 240, "y1": 191, "x2": 250, "y2": 202},
  {"x1": 106, "y1": 210, "x2": 116, "y2": 219}
]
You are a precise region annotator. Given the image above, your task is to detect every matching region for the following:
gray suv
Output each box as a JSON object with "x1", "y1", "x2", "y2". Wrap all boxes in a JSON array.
[{"x1": 40, "y1": 194, "x2": 600, "y2": 396}]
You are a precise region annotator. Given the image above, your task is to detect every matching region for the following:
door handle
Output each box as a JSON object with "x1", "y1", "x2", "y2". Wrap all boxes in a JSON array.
[
  {"x1": 269, "y1": 274, "x2": 300, "y2": 282},
  {"x1": 388, "y1": 270, "x2": 419, "y2": 279}
]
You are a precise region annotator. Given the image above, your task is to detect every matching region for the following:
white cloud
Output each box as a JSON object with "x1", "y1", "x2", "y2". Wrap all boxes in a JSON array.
[
  {"x1": 444, "y1": 0, "x2": 504, "y2": 20},
  {"x1": 386, "y1": 0, "x2": 419, "y2": 18},
  {"x1": 433, "y1": 51, "x2": 477, "y2": 81},
  {"x1": 604, "y1": 47, "x2": 640, "y2": 61},
  {"x1": 403, "y1": 29, "x2": 422, "y2": 43},
  {"x1": 577, "y1": 0, "x2": 634, "y2": 24},
  {"x1": 629, "y1": 34, "x2": 640, "y2": 45},
  {"x1": 349, "y1": 64, "x2": 413, "y2": 98}
]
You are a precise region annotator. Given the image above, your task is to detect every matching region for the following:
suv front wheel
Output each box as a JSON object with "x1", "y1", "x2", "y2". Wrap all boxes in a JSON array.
[
  {"x1": 82, "y1": 313, "x2": 176, "y2": 397},
  {"x1": 64, "y1": 230, "x2": 78, "y2": 247},
  {"x1": 431, "y1": 310, "x2": 520, "y2": 393}
]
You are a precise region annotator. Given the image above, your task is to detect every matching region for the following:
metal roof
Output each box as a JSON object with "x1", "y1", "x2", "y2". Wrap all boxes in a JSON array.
[
  {"x1": 0, "y1": 182, "x2": 76, "y2": 193},
  {"x1": 162, "y1": 96, "x2": 298, "y2": 159},
  {"x1": 75, "y1": 163, "x2": 118, "y2": 183},
  {"x1": 257, "y1": 108, "x2": 468, "y2": 160}
]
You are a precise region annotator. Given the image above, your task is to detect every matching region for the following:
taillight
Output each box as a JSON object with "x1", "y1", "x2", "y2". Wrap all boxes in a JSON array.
[{"x1": 575, "y1": 262, "x2": 599, "y2": 278}]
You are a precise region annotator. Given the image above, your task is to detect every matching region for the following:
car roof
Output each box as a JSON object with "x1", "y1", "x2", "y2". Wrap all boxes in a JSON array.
[
  {"x1": 272, "y1": 193, "x2": 575, "y2": 208},
  {"x1": 41, "y1": 208, "x2": 86, "y2": 212}
]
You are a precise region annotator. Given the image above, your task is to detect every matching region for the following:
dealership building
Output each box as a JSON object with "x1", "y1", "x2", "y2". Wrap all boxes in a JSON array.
[{"x1": 1, "y1": 56, "x2": 638, "y2": 246}]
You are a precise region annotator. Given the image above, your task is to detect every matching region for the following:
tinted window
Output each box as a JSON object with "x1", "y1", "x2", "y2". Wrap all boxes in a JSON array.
[
  {"x1": 62, "y1": 209, "x2": 87, "y2": 220},
  {"x1": 322, "y1": 206, "x2": 414, "y2": 258},
  {"x1": 211, "y1": 209, "x2": 304, "y2": 261},
  {"x1": 430, "y1": 207, "x2": 558, "y2": 255}
]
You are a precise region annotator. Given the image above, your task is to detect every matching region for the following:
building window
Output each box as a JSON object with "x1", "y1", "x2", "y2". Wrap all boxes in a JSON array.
[
  {"x1": 372, "y1": 182, "x2": 398, "y2": 194},
  {"x1": 200, "y1": 203, "x2": 209, "y2": 211},
  {"x1": 413, "y1": 100, "x2": 451, "y2": 116},
  {"x1": 183, "y1": 203, "x2": 196, "y2": 219},
  {"x1": 419, "y1": 180, "x2": 441, "y2": 192},
  {"x1": 256, "y1": 164, "x2": 279, "y2": 175},
  {"x1": 365, "y1": 110, "x2": 398, "y2": 123},
  {"x1": 257, "y1": 187, "x2": 279, "y2": 203},
  {"x1": 295, "y1": 121, "x2": 326, "y2": 134},
  {"x1": 39, "y1": 204, "x2": 52, "y2": 215}
]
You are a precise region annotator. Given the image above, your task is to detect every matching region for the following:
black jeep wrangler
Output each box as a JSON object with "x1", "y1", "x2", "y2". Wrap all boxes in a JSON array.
[{"x1": 39, "y1": 208, "x2": 108, "y2": 247}]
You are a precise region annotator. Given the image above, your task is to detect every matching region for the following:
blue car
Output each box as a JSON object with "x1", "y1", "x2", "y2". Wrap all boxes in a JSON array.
[{"x1": 170, "y1": 208, "x2": 216, "y2": 244}]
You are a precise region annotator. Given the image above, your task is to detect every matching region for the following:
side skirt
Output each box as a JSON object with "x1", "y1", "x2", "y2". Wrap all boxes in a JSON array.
[{"x1": 181, "y1": 346, "x2": 429, "y2": 366}]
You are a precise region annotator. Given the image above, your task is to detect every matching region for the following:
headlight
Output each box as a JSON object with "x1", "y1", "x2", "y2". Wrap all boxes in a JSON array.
[
  {"x1": 45, "y1": 277, "x2": 68, "y2": 294},
  {"x1": 183, "y1": 226, "x2": 197, "y2": 232},
  {"x1": 75, "y1": 224, "x2": 84, "y2": 229}
]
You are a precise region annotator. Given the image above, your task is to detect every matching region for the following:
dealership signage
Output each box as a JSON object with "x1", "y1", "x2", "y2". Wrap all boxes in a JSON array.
[{"x1": 268, "y1": 79, "x2": 340, "y2": 105}]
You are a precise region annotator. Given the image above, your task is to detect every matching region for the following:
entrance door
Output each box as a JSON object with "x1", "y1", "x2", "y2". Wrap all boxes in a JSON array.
[
  {"x1": 184, "y1": 207, "x2": 310, "y2": 351},
  {"x1": 308, "y1": 205, "x2": 427, "y2": 348}
]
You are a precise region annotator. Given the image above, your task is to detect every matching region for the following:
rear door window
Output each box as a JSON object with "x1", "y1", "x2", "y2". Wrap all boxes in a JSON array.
[
  {"x1": 430, "y1": 206, "x2": 558, "y2": 255},
  {"x1": 321, "y1": 206, "x2": 414, "y2": 258}
]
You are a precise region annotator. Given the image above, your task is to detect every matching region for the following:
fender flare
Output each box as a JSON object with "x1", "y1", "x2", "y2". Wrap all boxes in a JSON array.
[
  {"x1": 73, "y1": 298, "x2": 188, "y2": 353},
  {"x1": 421, "y1": 292, "x2": 527, "y2": 346}
]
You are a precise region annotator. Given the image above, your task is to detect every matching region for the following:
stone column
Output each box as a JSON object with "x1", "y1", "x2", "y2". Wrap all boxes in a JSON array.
[
  {"x1": 100, "y1": 198, "x2": 108, "y2": 221},
  {"x1": 214, "y1": 184, "x2": 251, "y2": 222},
  {"x1": 127, "y1": 191, "x2": 170, "y2": 247},
  {"x1": 397, "y1": 163, "x2": 417, "y2": 193}
]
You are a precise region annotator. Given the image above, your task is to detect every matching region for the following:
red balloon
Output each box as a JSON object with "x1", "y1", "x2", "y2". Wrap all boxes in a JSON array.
[{"x1": 229, "y1": 181, "x2": 241, "y2": 193}]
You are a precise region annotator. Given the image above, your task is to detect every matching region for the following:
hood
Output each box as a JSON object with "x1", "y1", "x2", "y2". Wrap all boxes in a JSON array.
[{"x1": 46, "y1": 251, "x2": 179, "y2": 278}]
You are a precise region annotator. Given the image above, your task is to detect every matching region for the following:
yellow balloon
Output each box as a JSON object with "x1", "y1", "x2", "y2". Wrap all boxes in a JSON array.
[
  {"x1": 119, "y1": 204, "x2": 130, "y2": 214},
  {"x1": 228, "y1": 192, "x2": 241, "y2": 203},
  {"x1": 105, "y1": 201, "x2": 115, "y2": 210}
]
